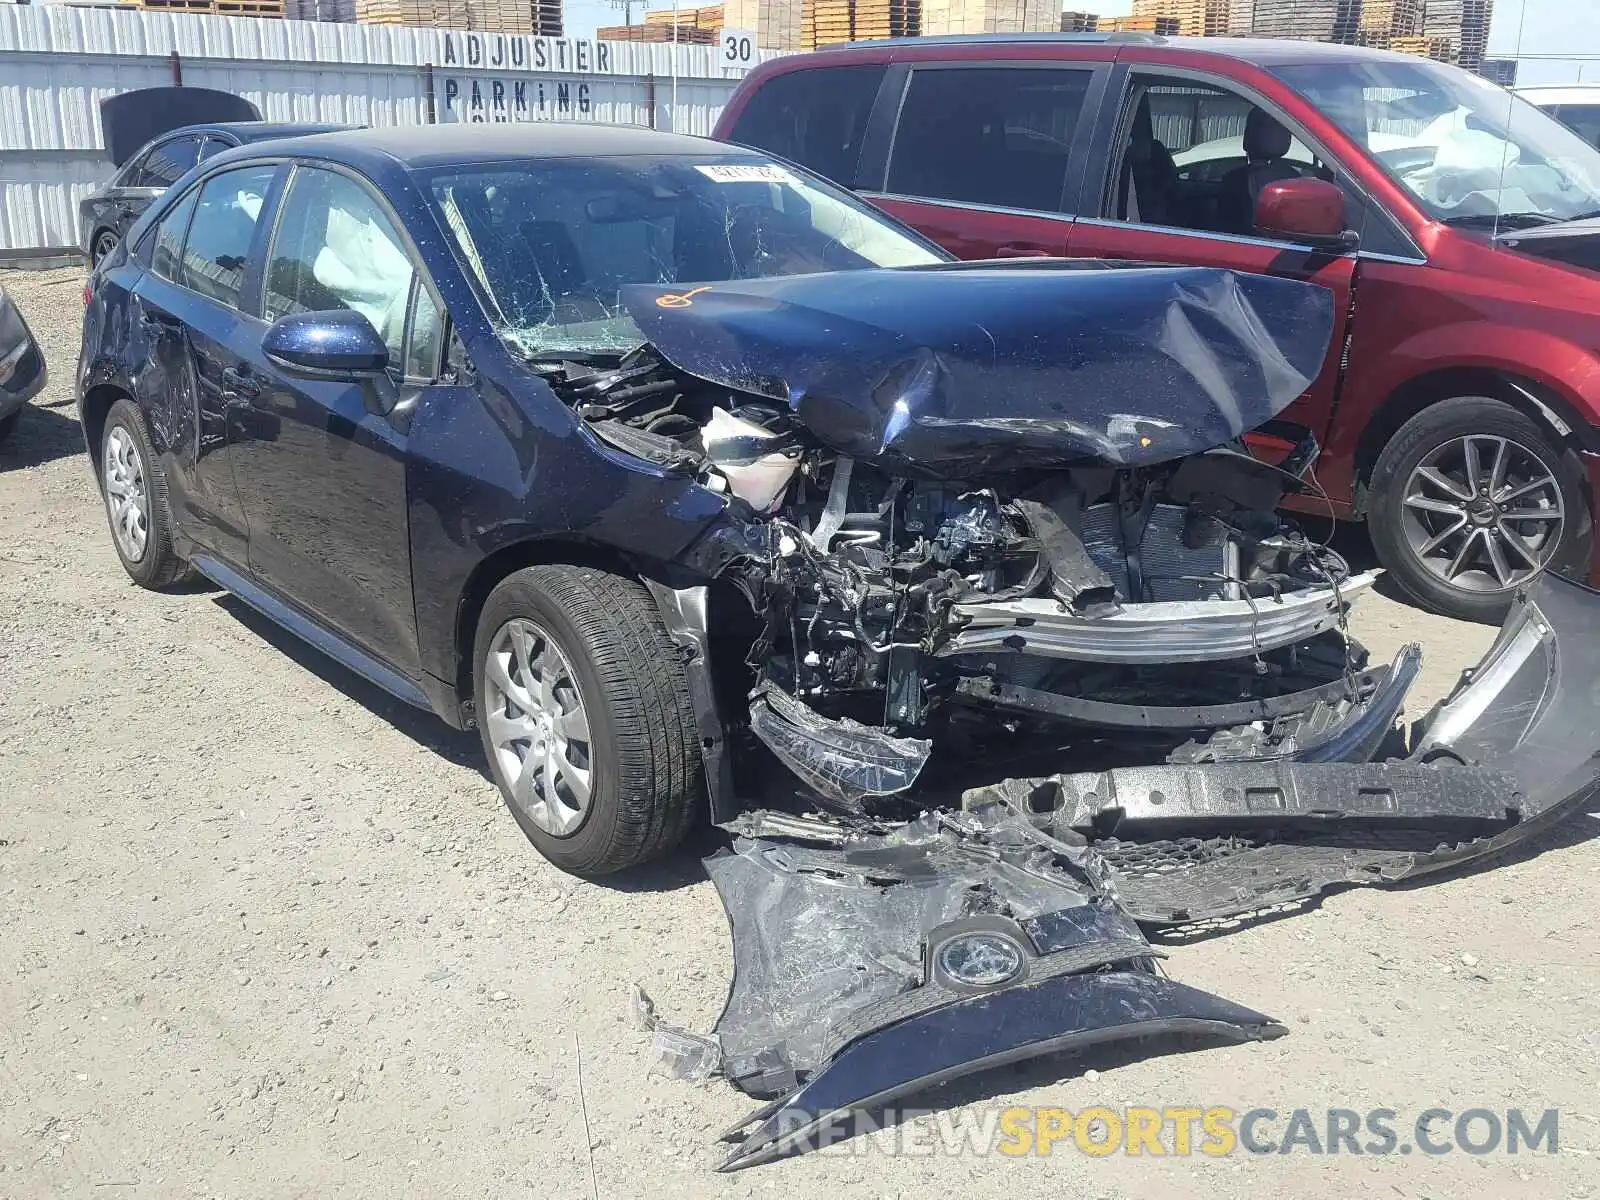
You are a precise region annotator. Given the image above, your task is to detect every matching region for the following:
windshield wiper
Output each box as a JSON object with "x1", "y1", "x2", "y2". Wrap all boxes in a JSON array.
[{"x1": 1441, "y1": 212, "x2": 1561, "y2": 230}]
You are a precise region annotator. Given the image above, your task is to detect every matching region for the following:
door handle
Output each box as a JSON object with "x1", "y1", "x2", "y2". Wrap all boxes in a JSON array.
[
  {"x1": 221, "y1": 366, "x2": 260, "y2": 403},
  {"x1": 996, "y1": 244, "x2": 1052, "y2": 258}
]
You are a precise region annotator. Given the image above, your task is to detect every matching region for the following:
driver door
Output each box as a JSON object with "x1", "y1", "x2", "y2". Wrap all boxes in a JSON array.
[
  {"x1": 227, "y1": 165, "x2": 442, "y2": 678},
  {"x1": 1070, "y1": 71, "x2": 1358, "y2": 454}
]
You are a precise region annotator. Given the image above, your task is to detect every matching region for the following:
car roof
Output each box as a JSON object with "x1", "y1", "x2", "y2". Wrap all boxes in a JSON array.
[
  {"x1": 153, "y1": 121, "x2": 356, "y2": 144},
  {"x1": 218, "y1": 121, "x2": 359, "y2": 141},
  {"x1": 250, "y1": 122, "x2": 761, "y2": 170},
  {"x1": 807, "y1": 31, "x2": 1455, "y2": 69}
]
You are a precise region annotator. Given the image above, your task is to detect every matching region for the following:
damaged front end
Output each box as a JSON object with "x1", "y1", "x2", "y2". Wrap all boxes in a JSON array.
[
  {"x1": 546, "y1": 264, "x2": 1378, "y2": 815},
  {"x1": 530, "y1": 262, "x2": 1599, "y2": 1168},
  {"x1": 685, "y1": 572, "x2": 1600, "y2": 1170}
]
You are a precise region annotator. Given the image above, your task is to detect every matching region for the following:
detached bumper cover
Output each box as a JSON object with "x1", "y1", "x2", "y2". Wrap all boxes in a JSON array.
[
  {"x1": 696, "y1": 576, "x2": 1598, "y2": 1169},
  {"x1": 705, "y1": 808, "x2": 1283, "y2": 1170},
  {"x1": 964, "y1": 572, "x2": 1600, "y2": 924},
  {"x1": 718, "y1": 970, "x2": 1283, "y2": 1171}
]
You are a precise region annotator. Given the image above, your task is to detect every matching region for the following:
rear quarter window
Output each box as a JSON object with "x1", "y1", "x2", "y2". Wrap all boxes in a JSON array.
[
  {"x1": 887, "y1": 67, "x2": 1092, "y2": 213},
  {"x1": 725, "y1": 65, "x2": 886, "y2": 187}
]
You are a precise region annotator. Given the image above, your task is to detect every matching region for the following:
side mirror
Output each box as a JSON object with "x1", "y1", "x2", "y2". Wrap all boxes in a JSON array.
[
  {"x1": 1255, "y1": 178, "x2": 1359, "y2": 252},
  {"x1": 263, "y1": 309, "x2": 389, "y2": 376}
]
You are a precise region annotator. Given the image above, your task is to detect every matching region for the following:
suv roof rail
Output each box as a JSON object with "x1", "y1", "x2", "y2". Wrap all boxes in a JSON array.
[{"x1": 841, "y1": 31, "x2": 1169, "y2": 50}]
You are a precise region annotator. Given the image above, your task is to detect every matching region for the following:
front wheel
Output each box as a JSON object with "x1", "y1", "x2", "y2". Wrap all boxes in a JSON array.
[
  {"x1": 473, "y1": 564, "x2": 703, "y2": 876},
  {"x1": 1367, "y1": 396, "x2": 1589, "y2": 622}
]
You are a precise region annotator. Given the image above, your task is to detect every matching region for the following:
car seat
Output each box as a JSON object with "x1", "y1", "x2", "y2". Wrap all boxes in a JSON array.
[
  {"x1": 1218, "y1": 109, "x2": 1304, "y2": 236},
  {"x1": 1118, "y1": 97, "x2": 1179, "y2": 227}
]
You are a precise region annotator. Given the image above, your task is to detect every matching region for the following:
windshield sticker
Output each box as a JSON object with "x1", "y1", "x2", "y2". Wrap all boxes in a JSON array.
[{"x1": 694, "y1": 164, "x2": 793, "y2": 185}]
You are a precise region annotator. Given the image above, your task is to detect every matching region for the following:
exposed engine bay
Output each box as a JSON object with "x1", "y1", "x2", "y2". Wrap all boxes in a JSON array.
[
  {"x1": 528, "y1": 264, "x2": 1600, "y2": 1170},
  {"x1": 543, "y1": 332, "x2": 1380, "y2": 812}
]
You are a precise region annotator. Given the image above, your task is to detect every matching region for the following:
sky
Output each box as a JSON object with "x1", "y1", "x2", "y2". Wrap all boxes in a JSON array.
[{"x1": 563, "y1": 0, "x2": 1600, "y2": 87}]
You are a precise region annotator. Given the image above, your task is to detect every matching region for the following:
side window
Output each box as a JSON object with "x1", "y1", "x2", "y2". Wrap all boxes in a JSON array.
[
  {"x1": 115, "y1": 151, "x2": 150, "y2": 189},
  {"x1": 137, "y1": 136, "x2": 203, "y2": 189},
  {"x1": 265, "y1": 167, "x2": 417, "y2": 367},
  {"x1": 886, "y1": 68, "x2": 1092, "y2": 213},
  {"x1": 725, "y1": 65, "x2": 885, "y2": 187},
  {"x1": 198, "y1": 135, "x2": 237, "y2": 162},
  {"x1": 404, "y1": 282, "x2": 445, "y2": 380},
  {"x1": 180, "y1": 165, "x2": 277, "y2": 309},
  {"x1": 1109, "y1": 75, "x2": 1333, "y2": 238},
  {"x1": 150, "y1": 187, "x2": 200, "y2": 282}
]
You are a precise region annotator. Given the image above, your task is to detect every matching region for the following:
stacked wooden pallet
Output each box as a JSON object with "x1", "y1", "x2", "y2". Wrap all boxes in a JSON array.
[
  {"x1": 643, "y1": 4, "x2": 723, "y2": 28},
  {"x1": 712, "y1": 0, "x2": 802, "y2": 49},
  {"x1": 802, "y1": 0, "x2": 918, "y2": 48},
  {"x1": 596, "y1": 20, "x2": 716, "y2": 41},
  {"x1": 131, "y1": 0, "x2": 285, "y2": 16},
  {"x1": 1129, "y1": 0, "x2": 1227, "y2": 36},
  {"x1": 919, "y1": 0, "x2": 1056, "y2": 36},
  {"x1": 285, "y1": 0, "x2": 358, "y2": 20},
  {"x1": 355, "y1": 0, "x2": 560, "y2": 33}
]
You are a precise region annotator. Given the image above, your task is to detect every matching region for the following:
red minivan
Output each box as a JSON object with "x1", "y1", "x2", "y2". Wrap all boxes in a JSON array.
[{"x1": 715, "y1": 34, "x2": 1600, "y2": 621}]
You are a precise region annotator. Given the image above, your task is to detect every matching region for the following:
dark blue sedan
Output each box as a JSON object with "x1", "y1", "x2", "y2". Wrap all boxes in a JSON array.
[{"x1": 75, "y1": 122, "x2": 950, "y2": 873}]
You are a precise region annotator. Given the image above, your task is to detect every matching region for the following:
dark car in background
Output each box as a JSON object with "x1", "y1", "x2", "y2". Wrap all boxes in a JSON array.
[
  {"x1": 0, "y1": 282, "x2": 47, "y2": 443},
  {"x1": 717, "y1": 34, "x2": 1600, "y2": 622},
  {"x1": 79, "y1": 86, "x2": 353, "y2": 266}
]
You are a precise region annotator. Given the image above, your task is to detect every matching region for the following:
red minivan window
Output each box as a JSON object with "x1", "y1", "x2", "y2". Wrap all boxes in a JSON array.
[{"x1": 722, "y1": 64, "x2": 886, "y2": 187}]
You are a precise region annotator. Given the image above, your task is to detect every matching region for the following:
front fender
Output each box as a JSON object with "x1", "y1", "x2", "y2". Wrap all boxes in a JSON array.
[{"x1": 405, "y1": 364, "x2": 728, "y2": 691}]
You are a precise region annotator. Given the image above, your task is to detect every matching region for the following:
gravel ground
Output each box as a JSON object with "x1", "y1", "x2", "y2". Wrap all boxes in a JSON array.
[{"x1": 2, "y1": 266, "x2": 1596, "y2": 1199}]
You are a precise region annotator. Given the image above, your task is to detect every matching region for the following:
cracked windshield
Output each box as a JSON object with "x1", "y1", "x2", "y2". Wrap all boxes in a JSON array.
[{"x1": 430, "y1": 155, "x2": 942, "y2": 357}]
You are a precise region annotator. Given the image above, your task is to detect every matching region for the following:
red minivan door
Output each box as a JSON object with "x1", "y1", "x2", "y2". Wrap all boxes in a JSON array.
[
  {"x1": 1067, "y1": 68, "x2": 1358, "y2": 460},
  {"x1": 857, "y1": 62, "x2": 1107, "y2": 259}
]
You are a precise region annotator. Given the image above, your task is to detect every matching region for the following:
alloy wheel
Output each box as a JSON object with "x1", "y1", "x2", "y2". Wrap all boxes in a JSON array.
[
  {"x1": 482, "y1": 618, "x2": 594, "y2": 837},
  {"x1": 93, "y1": 231, "x2": 117, "y2": 266},
  {"x1": 1400, "y1": 433, "x2": 1564, "y2": 594},
  {"x1": 102, "y1": 426, "x2": 150, "y2": 562}
]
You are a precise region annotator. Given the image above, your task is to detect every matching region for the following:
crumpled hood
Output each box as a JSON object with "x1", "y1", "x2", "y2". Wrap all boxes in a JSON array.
[{"x1": 623, "y1": 262, "x2": 1334, "y2": 477}]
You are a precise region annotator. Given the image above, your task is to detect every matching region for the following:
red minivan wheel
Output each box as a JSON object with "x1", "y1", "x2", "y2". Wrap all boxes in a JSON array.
[{"x1": 1368, "y1": 396, "x2": 1590, "y2": 623}]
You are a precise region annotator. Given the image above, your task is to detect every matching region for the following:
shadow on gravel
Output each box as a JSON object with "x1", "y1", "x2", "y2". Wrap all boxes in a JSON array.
[
  {"x1": 211, "y1": 593, "x2": 486, "y2": 773},
  {"x1": 0, "y1": 400, "x2": 83, "y2": 470}
]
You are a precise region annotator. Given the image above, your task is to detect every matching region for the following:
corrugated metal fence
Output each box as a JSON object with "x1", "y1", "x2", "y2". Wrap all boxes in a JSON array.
[{"x1": 0, "y1": 4, "x2": 773, "y2": 255}]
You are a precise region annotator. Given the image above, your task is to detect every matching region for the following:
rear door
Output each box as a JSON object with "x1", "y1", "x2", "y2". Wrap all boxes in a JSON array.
[
  {"x1": 859, "y1": 62, "x2": 1106, "y2": 259},
  {"x1": 228, "y1": 163, "x2": 433, "y2": 676},
  {"x1": 1066, "y1": 67, "x2": 1358, "y2": 447},
  {"x1": 117, "y1": 134, "x2": 205, "y2": 239},
  {"x1": 121, "y1": 170, "x2": 269, "y2": 566}
]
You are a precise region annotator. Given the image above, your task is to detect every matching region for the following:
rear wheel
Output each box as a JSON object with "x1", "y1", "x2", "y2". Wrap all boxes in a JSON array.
[
  {"x1": 90, "y1": 229, "x2": 118, "y2": 267},
  {"x1": 1368, "y1": 396, "x2": 1587, "y2": 622},
  {"x1": 99, "y1": 398, "x2": 190, "y2": 589},
  {"x1": 473, "y1": 564, "x2": 702, "y2": 876}
]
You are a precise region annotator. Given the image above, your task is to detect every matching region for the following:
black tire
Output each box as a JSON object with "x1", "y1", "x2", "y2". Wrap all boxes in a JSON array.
[
  {"x1": 99, "y1": 398, "x2": 190, "y2": 589},
  {"x1": 90, "y1": 229, "x2": 118, "y2": 268},
  {"x1": 473, "y1": 564, "x2": 703, "y2": 876},
  {"x1": 1368, "y1": 396, "x2": 1589, "y2": 623}
]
